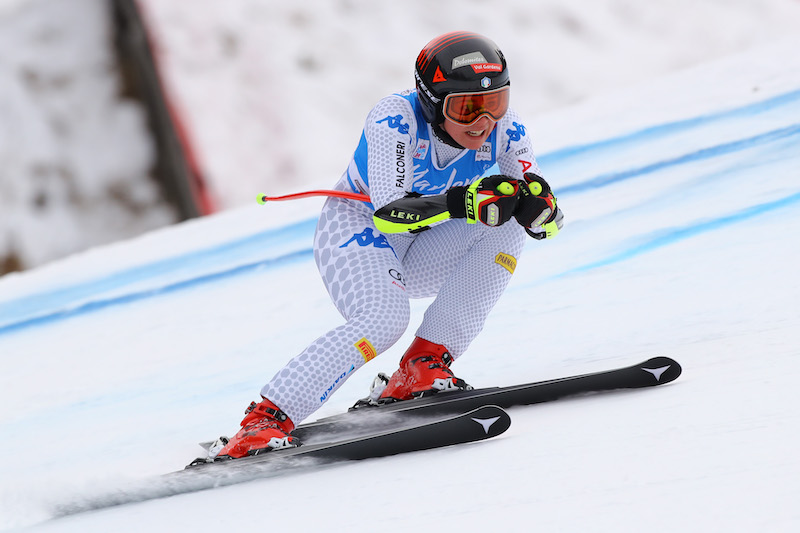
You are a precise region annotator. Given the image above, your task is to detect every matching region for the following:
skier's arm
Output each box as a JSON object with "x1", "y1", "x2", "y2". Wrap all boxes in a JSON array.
[
  {"x1": 496, "y1": 109, "x2": 564, "y2": 239},
  {"x1": 372, "y1": 193, "x2": 450, "y2": 234},
  {"x1": 373, "y1": 176, "x2": 521, "y2": 234},
  {"x1": 362, "y1": 96, "x2": 420, "y2": 215}
]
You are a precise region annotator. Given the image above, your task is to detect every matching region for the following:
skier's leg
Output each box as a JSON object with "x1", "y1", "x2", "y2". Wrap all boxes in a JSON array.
[
  {"x1": 260, "y1": 197, "x2": 414, "y2": 423},
  {"x1": 410, "y1": 219, "x2": 526, "y2": 357},
  {"x1": 379, "y1": 219, "x2": 526, "y2": 400},
  {"x1": 218, "y1": 198, "x2": 413, "y2": 457}
]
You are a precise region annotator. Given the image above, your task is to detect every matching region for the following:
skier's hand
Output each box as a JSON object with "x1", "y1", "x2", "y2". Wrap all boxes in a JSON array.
[
  {"x1": 514, "y1": 173, "x2": 563, "y2": 239},
  {"x1": 447, "y1": 175, "x2": 521, "y2": 227}
]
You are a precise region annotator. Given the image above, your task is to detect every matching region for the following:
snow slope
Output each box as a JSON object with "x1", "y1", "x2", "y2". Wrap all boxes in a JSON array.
[
  {"x1": 5, "y1": 0, "x2": 800, "y2": 273},
  {"x1": 1, "y1": 42, "x2": 799, "y2": 532},
  {"x1": 141, "y1": 0, "x2": 800, "y2": 208}
]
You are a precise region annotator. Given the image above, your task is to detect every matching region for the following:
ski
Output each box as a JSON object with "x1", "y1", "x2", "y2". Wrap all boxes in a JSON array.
[
  {"x1": 55, "y1": 406, "x2": 508, "y2": 515},
  {"x1": 292, "y1": 356, "x2": 681, "y2": 441},
  {"x1": 185, "y1": 405, "x2": 510, "y2": 471}
]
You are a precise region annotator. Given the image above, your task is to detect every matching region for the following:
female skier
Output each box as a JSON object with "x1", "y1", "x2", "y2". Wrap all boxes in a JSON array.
[{"x1": 216, "y1": 31, "x2": 563, "y2": 459}]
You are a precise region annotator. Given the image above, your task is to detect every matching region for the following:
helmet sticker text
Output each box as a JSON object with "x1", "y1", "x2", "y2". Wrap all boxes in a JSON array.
[
  {"x1": 452, "y1": 51, "x2": 488, "y2": 69},
  {"x1": 472, "y1": 63, "x2": 502, "y2": 74}
]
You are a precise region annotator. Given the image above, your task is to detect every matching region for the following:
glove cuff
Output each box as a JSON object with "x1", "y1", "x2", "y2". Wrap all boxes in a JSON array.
[
  {"x1": 525, "y1": 206, "x2": 563, "y2": 240},
  {"x1": 446, "y1": 187, "x2": 468, "y2": 218}
]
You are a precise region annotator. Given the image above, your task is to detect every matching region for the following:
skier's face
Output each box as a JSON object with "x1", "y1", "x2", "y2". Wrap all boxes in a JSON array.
[{"x1": 442, "y1": 115, "x2": 496, "y2": 150}]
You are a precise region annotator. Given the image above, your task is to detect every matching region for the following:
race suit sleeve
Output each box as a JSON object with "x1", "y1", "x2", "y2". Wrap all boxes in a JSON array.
[
  {"x1": 358, "y1": 95, "x2": 452, "y2": 234},
  {"x1": 361, "y1": 95, "x2": 419, "y2": 211},
  {"x1": 495, "y1": 108, "x2": 564, "y2": 238},
  {"x1": 494, "y1": 107, "x2": 542, "y2": 180}
]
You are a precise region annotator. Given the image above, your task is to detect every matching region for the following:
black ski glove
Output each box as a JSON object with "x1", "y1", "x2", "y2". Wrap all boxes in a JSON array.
[
  {"x1": 514, "y1": 172, "x2": 563, "y2": 239},
  {"x1": 446, "y1": 175, "x2": 521, "y2": 227}
]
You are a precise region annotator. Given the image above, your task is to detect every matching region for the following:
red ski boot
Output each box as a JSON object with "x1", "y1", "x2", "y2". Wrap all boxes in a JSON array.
[
  {"x1": 379, "y1": 337, "x2": 472, "y2": 402},
  {"x1": 216, "y1": 398, "x2": 298, "y2": 459}
]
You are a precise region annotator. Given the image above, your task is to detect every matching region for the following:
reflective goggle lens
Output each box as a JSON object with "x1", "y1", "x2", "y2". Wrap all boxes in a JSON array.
[{"x1": 443, "y1": 86, "x2": 510, "y2": 125}]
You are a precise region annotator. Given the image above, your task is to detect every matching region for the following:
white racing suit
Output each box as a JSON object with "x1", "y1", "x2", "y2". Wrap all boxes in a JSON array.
[{"x1": 260, "y1": 89, "x2": 543, "y2": 423}]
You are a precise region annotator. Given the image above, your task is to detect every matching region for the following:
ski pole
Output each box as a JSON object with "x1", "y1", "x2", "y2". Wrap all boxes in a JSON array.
[{"x1": 257, "y1": 190, "x2": 371, "y2": 205}]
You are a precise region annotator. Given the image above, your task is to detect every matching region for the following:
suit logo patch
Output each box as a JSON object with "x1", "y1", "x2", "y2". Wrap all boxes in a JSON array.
[
  {"x1": 413, "y1": 140, "x2": 430, "y2": 159},
  {"x1": 495, "y1": 253, "x2": 517, "y2": 274},
  {"x1": 355, "y1": 337, "x2": 378, "y2": 362}
]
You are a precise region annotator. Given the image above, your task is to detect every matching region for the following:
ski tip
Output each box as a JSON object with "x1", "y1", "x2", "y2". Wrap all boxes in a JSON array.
[
  {"x1": 464, "y1": 405, "x2": 512, "y2": 438},
  {"x1": 639, "y1": 356, "x2": 682, "y2": 385}
]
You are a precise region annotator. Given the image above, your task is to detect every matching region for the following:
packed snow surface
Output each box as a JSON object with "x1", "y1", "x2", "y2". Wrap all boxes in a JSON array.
[{"x1": 1, "y1": 29, "x2": 799, "y2": 533}]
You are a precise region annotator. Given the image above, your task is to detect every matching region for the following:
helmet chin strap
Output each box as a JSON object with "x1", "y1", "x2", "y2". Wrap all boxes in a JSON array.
[{"x1": 431, "y1": 121, "x2": 465, "y2": 149}]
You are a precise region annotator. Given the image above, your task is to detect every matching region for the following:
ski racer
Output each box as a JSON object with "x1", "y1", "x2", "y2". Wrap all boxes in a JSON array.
[{"x1": 216, "y1": 31, "x2": 564, "y2": 459}]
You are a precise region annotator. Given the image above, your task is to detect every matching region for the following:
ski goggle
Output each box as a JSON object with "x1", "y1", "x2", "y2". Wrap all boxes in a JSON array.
[{"x1": 443, "y1": 86, "x2": 510, "y2": 126}]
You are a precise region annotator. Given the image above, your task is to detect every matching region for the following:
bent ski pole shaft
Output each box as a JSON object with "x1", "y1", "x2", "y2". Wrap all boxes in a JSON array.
[{"x1": 257, "y1": 190, "x2": 371, "y2": 204}]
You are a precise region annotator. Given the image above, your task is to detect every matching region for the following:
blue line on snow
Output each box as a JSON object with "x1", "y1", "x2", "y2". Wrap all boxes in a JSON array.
[
  {"x1": 0, "y1": 218, "x2": 318, "y2": 323},
  {"x1": 558, "y1": 123, "x2": 800, "y2": 195},
  {"x1": 0, "y1": 249, "x2": 313, "y2": 336},
  {"x1": 1, "y1": 90, "x2": 798, "y2": 336},
  {"x1": 538, "y1": 89, "x2": 800, "y2": 167},
  {"x1": 553, "y1": 191, "x2": 800, "y2": 278},
  {"x1": 3, "y1": 188, "x2": 798, "y2": 337}
]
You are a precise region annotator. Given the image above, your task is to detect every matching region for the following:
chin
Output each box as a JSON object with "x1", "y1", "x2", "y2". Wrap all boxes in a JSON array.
[{"x1": 460, "y1": 136, "x2": 488, "y2": 150}]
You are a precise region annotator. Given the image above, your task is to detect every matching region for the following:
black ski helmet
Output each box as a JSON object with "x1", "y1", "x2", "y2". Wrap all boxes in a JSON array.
[{"x1": 415, "y1": 31, "x2": 510, "y2": 125}]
